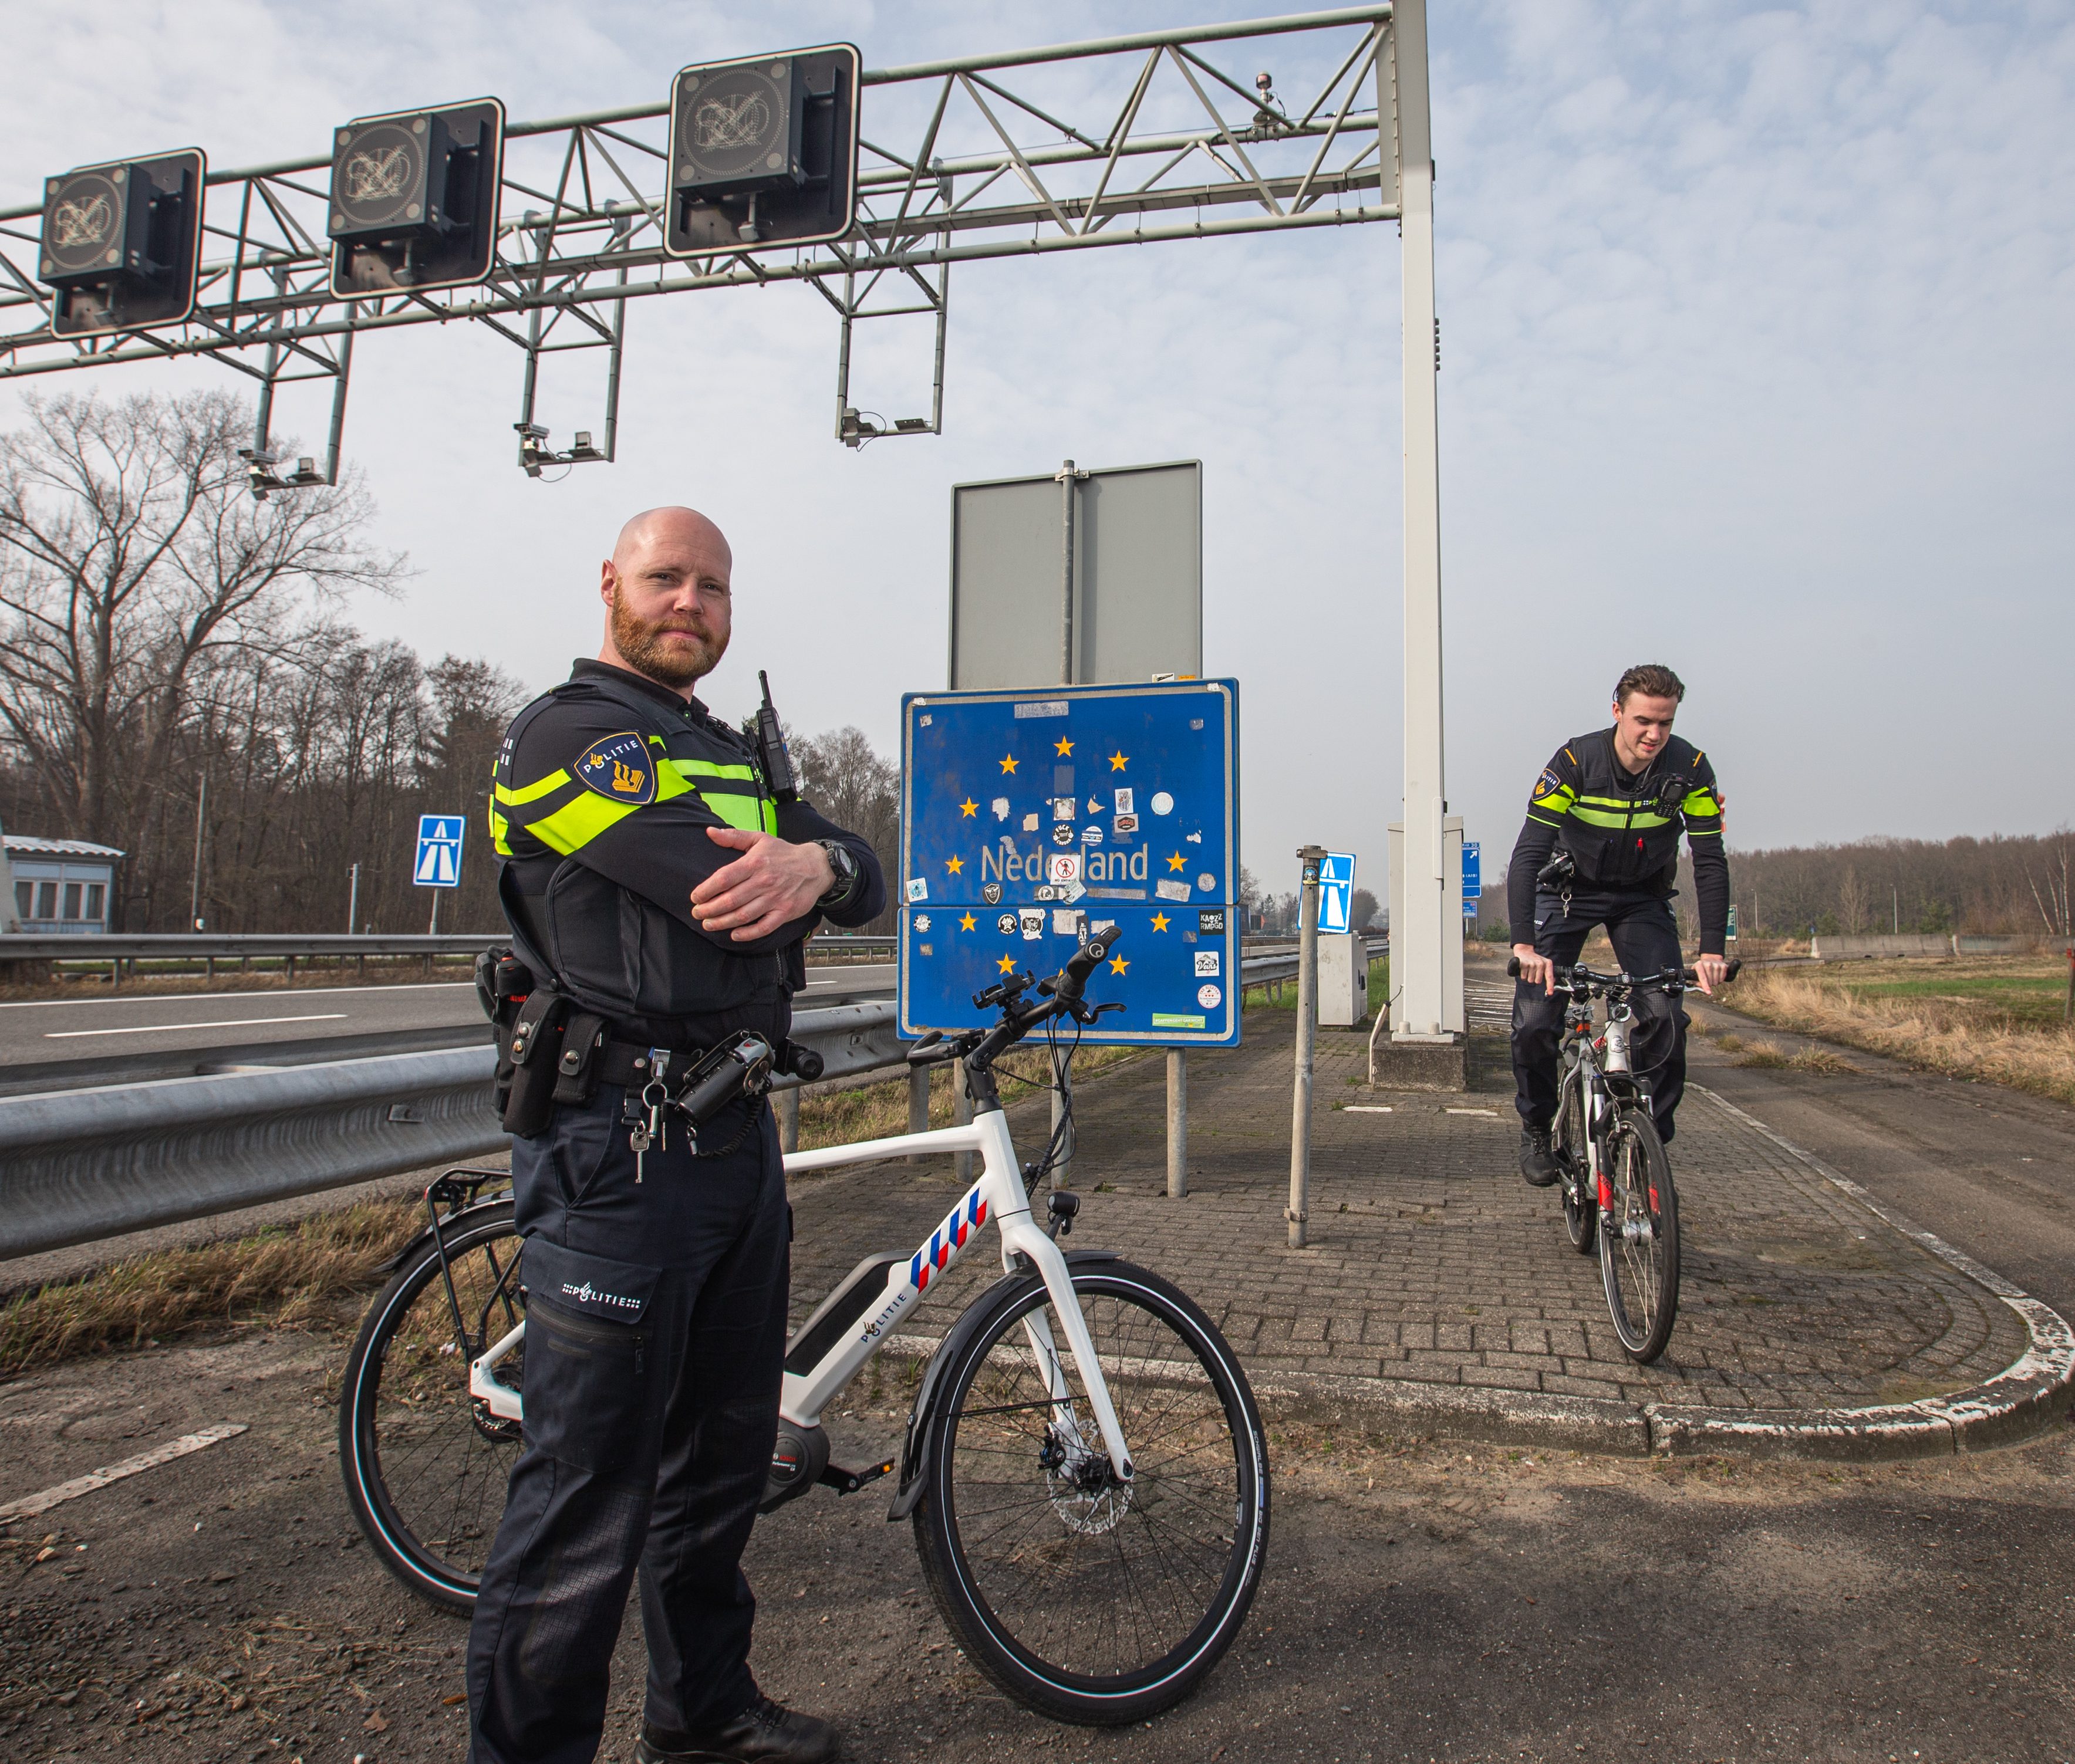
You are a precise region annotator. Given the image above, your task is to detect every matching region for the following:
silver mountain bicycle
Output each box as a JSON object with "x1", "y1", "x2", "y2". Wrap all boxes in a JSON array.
[
  {"x1": 338, "y1": 931, "x2": 1269, "y2": 1726},
  {"x1": 1510, "y1": 955, "x2": 1738, "y2": 1364}
]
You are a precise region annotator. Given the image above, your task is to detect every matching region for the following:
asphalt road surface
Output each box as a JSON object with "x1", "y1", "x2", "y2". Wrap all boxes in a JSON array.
[
  {"x1": 1691, "y1": 995, "x2": 2075, "y2": 1324},
  {"x1": 0, "y1": 965, "x2": 896, "y2": 1096},
  {"x1": 1, "y1": 1322, "x2": 2069, "y2": 1763}
]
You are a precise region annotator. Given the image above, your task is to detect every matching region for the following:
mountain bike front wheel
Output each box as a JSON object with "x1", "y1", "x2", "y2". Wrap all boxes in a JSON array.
[
  {"x1": 1598, "y1": 1111, "x2": 1680, "y2": 1363},
  {"x1": 911, "y1": 1261, "x2": 1269, "y2": 1726},
  {"x1": 339, "y1": 1200, "x2": 524, "y2": 1613}
]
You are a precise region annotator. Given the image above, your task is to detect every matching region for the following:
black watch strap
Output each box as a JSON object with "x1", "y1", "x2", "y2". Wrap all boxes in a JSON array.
[{"x1": 815, "y1": 839, "x2": 859, "y2": 907}]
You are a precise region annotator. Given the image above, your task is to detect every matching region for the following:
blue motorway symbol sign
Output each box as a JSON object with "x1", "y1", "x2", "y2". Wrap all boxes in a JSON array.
[
  {"x1": 1462, "y1": 840, "x2": 1482, "y2": 911},
  {"x1": 414, "y1": 815, "x2": 465, "y2": 888},
  {"x1": 1318, "y1": 851, "x2": 1356, "y2": 934},
  {"x1": 898, "y1": 680, "x2": 1240, "y2": 1046}
]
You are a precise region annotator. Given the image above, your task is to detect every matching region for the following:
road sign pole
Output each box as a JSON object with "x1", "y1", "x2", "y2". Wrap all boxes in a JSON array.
[
  {"x1": 1167, "y1": 1049, "x2": 1188, "y2": 1199},
  {"x1": 1289, "y1": 844, "x2": 1326, "y2": 1248},
  {"x1": 428, "y1": 888, "x2": 440, "y2": 937},
  {"x1": 1386, "y1": 0, "x2": 1450, "y2": 1043}
]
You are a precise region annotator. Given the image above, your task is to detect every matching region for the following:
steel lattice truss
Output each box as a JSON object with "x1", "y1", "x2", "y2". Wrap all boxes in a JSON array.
[{"x1": 0, "y1": 6, "x2": 1402, "y2": 473}]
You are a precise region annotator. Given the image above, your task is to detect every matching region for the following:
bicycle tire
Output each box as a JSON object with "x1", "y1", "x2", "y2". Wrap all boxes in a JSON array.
[
  {"x1": 912, "y1": 1261, "x2": 1268, "y2": 1726},
  {"x1": 1597, "y1": 1111, "x2": 1680, "y2": 1363},
  {"x1": 1555, "y1": 1070, "x2": 1595, "y2": 1255},
  {"x1": 339, "y1": 1199, "x2": 524, "y2": 1614}
]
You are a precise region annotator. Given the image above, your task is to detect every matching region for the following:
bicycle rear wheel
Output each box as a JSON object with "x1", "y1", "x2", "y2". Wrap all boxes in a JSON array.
[
  {"x1": 1554, "y1": 1072, "x2": 1595, "y2": 1255},
  {"x1": 1598, "y1": 1111, "x2": 1680, "y2": 1363},
  {"x1": 912, "y1": 1261, "x2": 1268, "y2": 1726},
  {"x1": 339, "y1": 1200, "x2": 524, "y2": 1613}
]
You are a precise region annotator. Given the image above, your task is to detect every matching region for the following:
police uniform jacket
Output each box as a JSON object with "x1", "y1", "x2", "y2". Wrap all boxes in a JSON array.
[
  {"x1": 490, "y1": 659, "x2": 886, "y2": 1049},
  {"x1": 1504, "y1": 727, "x2": 1729, "y2": 954}
]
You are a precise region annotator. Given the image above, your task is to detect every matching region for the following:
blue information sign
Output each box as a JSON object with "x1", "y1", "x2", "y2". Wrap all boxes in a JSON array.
[
  {"x1": 1318, "y1": 852, "x2": 1356, "y2": 934},
  {"x1": 1462, "y1": 840, "x2": 1481, "y2": 911},
  {"x1": 898, "y1": 681, "x2": 1240, "y2": 1046},
  {"x1": 414, "y1": 815, "x2": 465, "y2": 888}
]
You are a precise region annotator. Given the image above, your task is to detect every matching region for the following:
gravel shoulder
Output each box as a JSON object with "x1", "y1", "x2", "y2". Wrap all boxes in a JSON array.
[{"x1": 2, "y1": 1315, "x2": 2070, "y2": 1763}]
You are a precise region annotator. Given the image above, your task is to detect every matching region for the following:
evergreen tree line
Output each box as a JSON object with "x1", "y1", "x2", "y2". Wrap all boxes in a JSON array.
[{"x1": 0, "y1": 390, "x2": 900, "y2": 937}]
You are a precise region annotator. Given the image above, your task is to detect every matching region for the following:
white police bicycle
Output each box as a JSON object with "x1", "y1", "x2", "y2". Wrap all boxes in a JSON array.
[{"x1": 338, "y1": 931, "x2": 1268, "y2": 1726}]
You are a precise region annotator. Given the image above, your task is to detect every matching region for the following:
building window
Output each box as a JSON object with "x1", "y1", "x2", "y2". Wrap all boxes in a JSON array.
[
  {"x1": 63, "y1": 882, "x2": 82, "y2": 920},
  {"x1": 12, "y1": 881, "x2": 28, "y2": 922},
  {"x1": 85, "y1": 883, "x2": 105, "y2": 921},
  {"x1": 35, "y1": 881, "x2": 58, "y2": 920}
]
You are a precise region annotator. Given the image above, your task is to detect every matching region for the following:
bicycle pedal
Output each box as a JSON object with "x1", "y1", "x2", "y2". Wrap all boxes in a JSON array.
[{"x1": 819, "y1": 1458, "x2": 896, "y2": 1496}]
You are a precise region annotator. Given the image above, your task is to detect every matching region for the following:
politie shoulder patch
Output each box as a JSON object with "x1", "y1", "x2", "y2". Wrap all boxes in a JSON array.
[
  {"x1": 1534, "y1": 766, "x2": 1563, "y2": 799},
  {"x1": 575, "y1": 731, "x2": 656, "y2": 806}
]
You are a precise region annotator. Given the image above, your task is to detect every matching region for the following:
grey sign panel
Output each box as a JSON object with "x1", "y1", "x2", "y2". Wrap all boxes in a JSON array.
[{"x1": 949, "y1": 459, "x2": 1201, "y2": 689}]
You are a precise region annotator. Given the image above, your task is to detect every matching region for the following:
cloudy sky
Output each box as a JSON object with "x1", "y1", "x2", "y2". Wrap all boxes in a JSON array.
[{"x1": 2, "y1": 1, "x2": 2069, "y2": 895}]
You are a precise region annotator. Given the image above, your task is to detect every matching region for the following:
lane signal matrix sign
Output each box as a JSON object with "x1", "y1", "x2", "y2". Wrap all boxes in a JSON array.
[{"x1": 414, "y1": 815, "x2": 465, "y2": 888}]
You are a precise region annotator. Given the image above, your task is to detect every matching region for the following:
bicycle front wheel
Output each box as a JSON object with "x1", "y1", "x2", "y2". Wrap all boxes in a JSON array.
[
  {"x1": 339, "y1": 1200, "x2": 525, "y2": 1613},
  {"x1": 1598, "y1": 1111, "x2": 1680, "y2": 1363},
  {"x1": 912, "y1": 1261, "x2": 1268, "y2": 1726}
]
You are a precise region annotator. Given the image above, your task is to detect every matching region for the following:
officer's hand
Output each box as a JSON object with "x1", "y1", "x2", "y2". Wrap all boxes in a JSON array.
[
  {"x1": 1693, "y1": 953, "x2": 1730, "y2": 996},
  {"x1": 690, "y1": 827, "x2": 836, "y2": 941},
  {"x1": 1513, "y1": 943, "x2": 1556, "y2": 996}
]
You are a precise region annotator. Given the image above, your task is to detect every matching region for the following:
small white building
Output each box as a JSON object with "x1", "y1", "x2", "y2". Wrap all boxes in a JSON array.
[{"x1": 6, "y1": 834, "x2": 124, "y2": 934}]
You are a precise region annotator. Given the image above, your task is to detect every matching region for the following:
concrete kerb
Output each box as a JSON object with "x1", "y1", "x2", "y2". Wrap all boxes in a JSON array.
[{"x1": 1223, "y1": 1084, "x2": 2075, "y2": 1462}]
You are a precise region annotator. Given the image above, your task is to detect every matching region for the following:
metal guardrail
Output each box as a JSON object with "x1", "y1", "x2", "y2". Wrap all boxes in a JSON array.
[
  {"x1": 0, "y1": 1001, "x2": 903, "y2": 1261},
  {"x1": 0, "y1": 940, "x2": 1382, "y2": 1261},
  {"x1": 0, "y1": 932, "x2": 902, "y2": 961}
]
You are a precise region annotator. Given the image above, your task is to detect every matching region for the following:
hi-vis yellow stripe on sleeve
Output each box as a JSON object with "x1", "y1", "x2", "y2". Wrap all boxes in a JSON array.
[
  {"x1": 494, "y1": 769, "x2": 572, "y2": 807},
  {"x1": 1682, "y1": 788, "x2": 1723, "y2": 817},
  {"x1": 525, "y1": 790, "x2": 640, "y2": 854}
]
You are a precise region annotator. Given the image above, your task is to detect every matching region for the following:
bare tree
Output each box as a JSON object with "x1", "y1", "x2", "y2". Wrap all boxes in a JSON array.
[
  {"x1": 1837, "y1": 866, "x2": 1868, "y2": 935},
  {"x1": 0, "y1": 390, "x2": 407, "y2": 866}
]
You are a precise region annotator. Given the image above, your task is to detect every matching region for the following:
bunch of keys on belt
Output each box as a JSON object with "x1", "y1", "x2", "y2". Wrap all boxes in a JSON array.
[{"x1": 629, "y1": 1049, "x2": 672, "y2": 1182}]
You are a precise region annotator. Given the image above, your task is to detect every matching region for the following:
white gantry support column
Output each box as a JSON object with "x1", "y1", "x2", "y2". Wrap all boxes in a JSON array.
[{"x1": 1386, "y1": 0, "x2": 1453, "y2": 1042}]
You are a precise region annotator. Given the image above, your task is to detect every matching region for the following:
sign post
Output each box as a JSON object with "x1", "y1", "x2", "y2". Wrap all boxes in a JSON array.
[{"x1": 413, "y1": 815, "x2": 465, "y2": 935}]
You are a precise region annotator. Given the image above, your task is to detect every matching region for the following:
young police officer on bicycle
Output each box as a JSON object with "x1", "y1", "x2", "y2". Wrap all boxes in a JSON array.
[
  {"x1": 1508, "y1": 664, "x2": 1730, "y2": 1187},
  {"x1": 468, "y1": 508, "x2": 885, "y2": 1764}
]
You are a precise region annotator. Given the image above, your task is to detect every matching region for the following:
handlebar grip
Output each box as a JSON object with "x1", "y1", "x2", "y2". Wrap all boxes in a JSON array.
[
  {"x1": 1506, "y1": 956, "x2": 1521, "y2": 978},
  {"x1": 1058, "y1": 925, "x2": 1123, "y2": 1000}
]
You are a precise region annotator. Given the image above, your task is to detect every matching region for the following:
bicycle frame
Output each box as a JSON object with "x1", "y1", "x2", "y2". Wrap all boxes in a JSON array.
[{"x1": 467, "y1": 1095, "x2": 1136, "y2": 1481}]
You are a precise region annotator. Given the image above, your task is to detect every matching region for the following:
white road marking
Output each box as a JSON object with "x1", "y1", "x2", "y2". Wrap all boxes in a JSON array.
[
  {"x1": 1446, "y1": 1107, "x2": 1501, "y2": 1116},
  {"x1": 1344, "y1": 1105, "x2": 1394, "y2": 1113},
  {"x1": 45, "y1": 1013, "x2": 349, "y2": 1039},
  {"x1": 0, "y1": 1423, "x2": 249, "y2": 1522},
  {"x1": 0, "y1": 982, "x2": 474, "y2": 1012}
]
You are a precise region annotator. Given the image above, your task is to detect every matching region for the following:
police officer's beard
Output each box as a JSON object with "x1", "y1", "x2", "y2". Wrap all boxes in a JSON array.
[{"x1": 610, "y1": 586, "x2": 726, "y2": 686}]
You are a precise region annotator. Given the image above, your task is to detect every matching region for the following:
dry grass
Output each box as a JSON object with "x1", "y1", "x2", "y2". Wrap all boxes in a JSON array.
[
  {"x1": 793, "y1": 1045, "x2": 1141, "y2": 1151},
  {"x1": 1723, "y1": 962, "x2": 2075, "y2": 1103},
  {"x1": 0, "y1": 1200, "x2": 424, "y2": 1380}
]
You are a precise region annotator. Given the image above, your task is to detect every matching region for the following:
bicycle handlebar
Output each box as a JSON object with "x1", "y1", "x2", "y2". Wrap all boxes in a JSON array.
[{"x1": 1506, "y1": 956, "x2": 1742, "y2": 990}]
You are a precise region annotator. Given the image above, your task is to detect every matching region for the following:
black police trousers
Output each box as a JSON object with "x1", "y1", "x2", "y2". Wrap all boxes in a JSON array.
[
  {"x1": 466, "y1": 1086, "x2": 789, "y2": 1764},
  {"x1": 1511, "y1": 887, "x2": 1689, "y2": 1144}
]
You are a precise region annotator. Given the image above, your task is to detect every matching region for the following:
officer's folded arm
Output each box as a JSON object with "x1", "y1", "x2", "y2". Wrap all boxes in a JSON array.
[{"x1": 689, "y1": 827, "x2": 836, "y2": 941}]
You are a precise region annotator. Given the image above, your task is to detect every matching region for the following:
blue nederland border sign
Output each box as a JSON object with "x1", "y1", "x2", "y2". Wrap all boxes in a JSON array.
[{"x1": 898, "y1": 680, "x2": 1241, "y2": 1047}]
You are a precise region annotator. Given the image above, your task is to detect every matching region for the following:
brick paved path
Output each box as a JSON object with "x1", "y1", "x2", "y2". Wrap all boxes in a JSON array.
[{"x1": 785, "y1": 1011, "x2": 2025, "y2": 1418}]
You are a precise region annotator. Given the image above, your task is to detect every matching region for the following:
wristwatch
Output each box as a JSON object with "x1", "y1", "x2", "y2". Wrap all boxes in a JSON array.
[{"x1": 814, "y1": 839, "x2": 861, "y2": 908}]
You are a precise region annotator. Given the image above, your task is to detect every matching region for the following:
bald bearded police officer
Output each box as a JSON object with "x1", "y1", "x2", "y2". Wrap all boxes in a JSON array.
[
  {"x1": 1508, "y1": 664, "x2": 1730, "y2": 1186},
  {"x1": 468, "y1": 508, "x2": 883, "y2": 1764}
]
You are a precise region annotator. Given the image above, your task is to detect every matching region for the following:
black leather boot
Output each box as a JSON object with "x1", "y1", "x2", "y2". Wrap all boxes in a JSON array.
[
  {"x1": 636, "y1": 1697, "x2": 841, "y2": 1764},
  {"x1": 1519, "y1": 1126, "x2": 1561, "y2": 1187}
]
